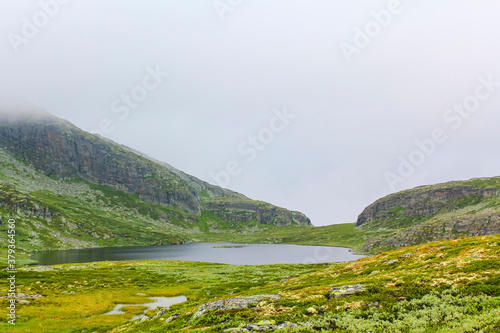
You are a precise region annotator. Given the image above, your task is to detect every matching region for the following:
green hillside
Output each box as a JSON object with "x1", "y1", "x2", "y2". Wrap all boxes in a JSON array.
[
  {"x1": 1, "y1": 234, "x2": 499, "y2": 332},
  {"x1": 357, "y1": 177, "x2": 500, "y2": 252}
]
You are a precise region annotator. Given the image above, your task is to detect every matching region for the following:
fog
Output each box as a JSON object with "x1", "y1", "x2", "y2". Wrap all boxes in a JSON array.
[{"x1": 1, "y1": 0, "x2": 499, "y2": 225}]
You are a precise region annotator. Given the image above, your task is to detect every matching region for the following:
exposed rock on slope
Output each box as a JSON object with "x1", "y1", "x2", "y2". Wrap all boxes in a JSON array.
[
  {"x1": 0, "y1": 110, "x2": 204, "y2": 215},
  {"x1": 0, "y1": 109, "x2": 310, "y2": 248},
  {"x1": 206, "y1": 200, "x2": 310, "y2": 226},
  {"x1": 357, "y1": 178, "x2": 500, "y2": 252},
  {"x1": 357, "y1": 185, "x2": 499, "y2": 227}
]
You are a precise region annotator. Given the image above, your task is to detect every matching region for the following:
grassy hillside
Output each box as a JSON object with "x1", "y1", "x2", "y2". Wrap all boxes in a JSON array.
[
  {"x1": 1, "y1": 234, "x2": 499, "y2": 332},
  {"x1": 357, "y1": 177, "x2": 500, "y2": 252},
  {"x1": 196, "y1": 223, "x2": 388, "y2": 253}
]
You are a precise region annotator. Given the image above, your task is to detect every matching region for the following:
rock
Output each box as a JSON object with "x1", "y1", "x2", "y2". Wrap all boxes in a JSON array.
[
  {"x1": 192, "y1": 295, "x2": 281, "y2": 320},
  {"x1": 356, "y1": 179, "x2": 500, "y2": 252},
  {"x1": 0, "y1": 111, "x2": 311, "y2": 227},
  {"x1": 0, "y1": 293, "x2": 45, "y2": 300},
  {"x1": 166, "y1": 313, "x2": 180, "y2": 323},
  {"x1": 330, "y1": 284, "x2": 367, "y2": 298},
  {"x1": 205, "y1": 200, "x2": 311, "y2": 226},
  {"x1": 224, "y1": 328, "x2": 250, "y2": 333},
  {"x1": 246, "y1": 324, "x2": 277, "y2": 332},
  {"x1": 386, "y1": 259, "x2": 399, "y2": 265},
  {"x1": 152, "y1": 308, "x2": 168, "y2": 319},
  {"x1": 400, "y1": 253, "x2": 414, "y2": 259},
  {"x1": 278, "y1": 322, "x2": 305, "y2": 329},
  {"x1": 357, "y1": 185, "x2": 499, "y2": 226},
  {"x1": 18, "y1": 300, "x2": 31, "y2": 305},
  {"x1": 28, "y1": 266, "x2": 56, "y2": 272},
  {"x1": 224, "y1": 321, "x2": 306, "y2": 333},
  {"x1": 139, "y1": 315, "x2": 150, "y2": 323}
]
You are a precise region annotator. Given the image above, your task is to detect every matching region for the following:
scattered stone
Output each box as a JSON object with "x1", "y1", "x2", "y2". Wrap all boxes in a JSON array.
[
  {"x1": 400, "y1": 253, "x2": 414, "y2": 259},
  {"x1": 0, "y1": 293, "x2": 45, "y2": 300},
  {"x1": 330, "y1": 284, "x2": 367, "y2": 298},
  {"x1": 152, "y1": 307, "x2": 168, "y2": 319},
  {"x1": 224, "y1": 321, "x2": 306, "y2": 333},
  {"x1": 136, "y1": 293, "x2": 146, "y2": 296},
  {"x1": 139, "y1": 315, "x2": 150, "y2": 323},
  {"x1": 27, "y1": 266, "x2": 56, "y2": 272},
  {"x1": 224, "y1": 327, "x2": 249, "y2": 333},
  {"x1": 280, "y1": 279, "x2": 288, "y2": 283},
  {"x1": 67, "y1": 265, "x2": 88, "y2": 269},
  {"x1": 166, "y1": 313, "x2": 180, "y2": 323},
  {"x1": 192, "y1": 295, "x2": 281, "y2": 319},
  {"x1": 18, "y1": 300, "x2": 31, "y2": 305},
  {"x1": 386, "y1": 259, "x2": 399, "y2": 265}
]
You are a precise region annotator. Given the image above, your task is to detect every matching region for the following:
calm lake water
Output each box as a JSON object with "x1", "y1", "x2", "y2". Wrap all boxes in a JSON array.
[{"x1": 31, "y1": 243, "x2": 365, "y2": 265}]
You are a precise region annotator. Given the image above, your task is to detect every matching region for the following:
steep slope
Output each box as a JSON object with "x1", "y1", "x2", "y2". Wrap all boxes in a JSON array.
[
  {"x1": 357, "y1": 177, "x2": 500, "y2": 252},
  {"x1": 0, "y1": 110, "x2": 310, "y2": 253},
  {"x1": 0, "y1": 109, "x2": 233, "y2": 215}
]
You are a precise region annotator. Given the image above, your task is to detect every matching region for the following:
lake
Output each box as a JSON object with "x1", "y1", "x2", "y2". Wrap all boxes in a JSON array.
[{"x1": 31, "y1": 243, "x2": 365, "y2": 265}]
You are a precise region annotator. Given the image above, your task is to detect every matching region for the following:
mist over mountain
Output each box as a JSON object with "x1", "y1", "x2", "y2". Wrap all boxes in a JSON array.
[{"x1": 0, "y1": 110, "x2": 310, "y2": 251}]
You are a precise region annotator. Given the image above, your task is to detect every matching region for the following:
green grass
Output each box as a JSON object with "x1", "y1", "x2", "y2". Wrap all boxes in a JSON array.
[{"x1": 1, "y1": 234, "x2": 499, "y2": 332}]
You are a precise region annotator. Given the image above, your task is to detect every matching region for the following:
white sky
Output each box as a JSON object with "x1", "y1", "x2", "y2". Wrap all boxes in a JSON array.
[{"x1": 1, "y1": 0, "x2": 500, "y2": 226}]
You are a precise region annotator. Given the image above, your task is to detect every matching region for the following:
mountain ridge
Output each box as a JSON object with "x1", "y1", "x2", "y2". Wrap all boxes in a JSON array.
[
  {"x1": 0, "y1": 109, "x2": 313, "y2": 254},
  {"x1": 0, "y1": 109, "x2": 310, "y2": 225},
  {"x1": 356, "y1": 177, "x2": 500, "y2": 251}
]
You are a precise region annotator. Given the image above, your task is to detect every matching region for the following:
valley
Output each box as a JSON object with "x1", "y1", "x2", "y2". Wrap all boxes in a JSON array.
[{"x1": 1, "y1": 111, "x2": 499, "y2": 332}]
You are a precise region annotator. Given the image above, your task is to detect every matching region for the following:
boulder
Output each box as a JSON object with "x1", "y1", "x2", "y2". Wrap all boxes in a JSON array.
[{"x1": 192, "y1": 295, "x2": 281, "y2": 319}]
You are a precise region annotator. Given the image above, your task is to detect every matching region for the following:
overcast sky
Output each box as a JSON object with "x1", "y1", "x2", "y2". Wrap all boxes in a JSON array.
[{"x1": 1, "y1": 0, "x2": 499, "y2": 226}]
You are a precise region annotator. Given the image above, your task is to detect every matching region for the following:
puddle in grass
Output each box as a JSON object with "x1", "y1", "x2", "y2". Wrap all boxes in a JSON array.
[{"x1": 105, "y1": 296, "x2": 187, "y2": 320}]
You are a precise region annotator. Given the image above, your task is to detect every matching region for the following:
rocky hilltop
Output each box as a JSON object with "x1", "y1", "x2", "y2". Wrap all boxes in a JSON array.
[
  {"x1": 0, "y1": 109, "x2": 310, "y2": 252},
  {"x1": 357, "y1": 178, "x2": 500, "y2": 252}
]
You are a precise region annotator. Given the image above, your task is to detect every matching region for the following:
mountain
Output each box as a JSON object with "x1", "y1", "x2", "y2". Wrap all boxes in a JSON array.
[
  {"x1": 356, "y1": 177, "x2": 500, "y2": 252},
  {"x1": 0, "y1": 109, "x2": 310, "y2": 253}
]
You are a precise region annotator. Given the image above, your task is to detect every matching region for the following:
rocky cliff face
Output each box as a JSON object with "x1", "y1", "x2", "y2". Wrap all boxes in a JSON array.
[
  {"x1": 205, "y1": 200, "x2": 311, "y2": 226},
  {"x1": 363, "y1": 212, "x2": 500, "y2": 251},
  {"x1": 0, "y1": 110, "x2": 311, "y2": 228},
  {"x1": 0, "y1": 110, "x2": 202, "y2": 214},
  {"x1": 357, "y1": 185, "x2": 499, "y2": 226},
  {"x1": 357, "y1": 178, "x2": 500, "y2": 252}
]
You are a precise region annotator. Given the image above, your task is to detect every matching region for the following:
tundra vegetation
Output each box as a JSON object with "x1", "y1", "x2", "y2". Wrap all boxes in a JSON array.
[{"x1": 1, "y1": 234, "x2": 499, "y2": 332}]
